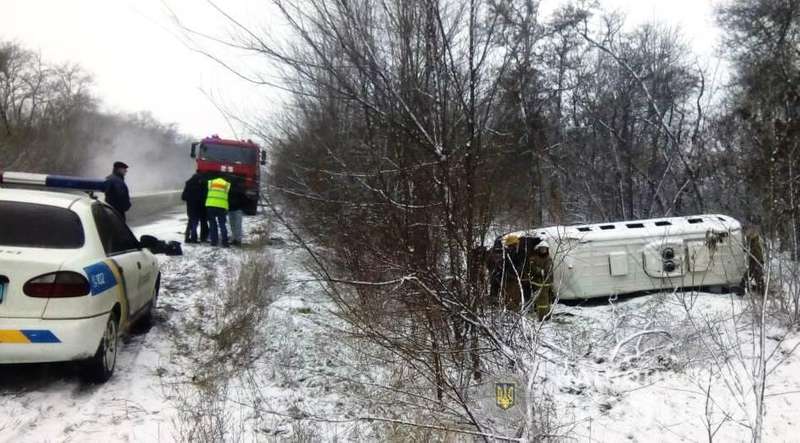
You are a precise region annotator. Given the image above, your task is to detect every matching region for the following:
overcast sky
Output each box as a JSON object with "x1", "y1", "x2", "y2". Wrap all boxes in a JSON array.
[{"x1": 3, "y1": 0, "x2": 722, "y2": 141}]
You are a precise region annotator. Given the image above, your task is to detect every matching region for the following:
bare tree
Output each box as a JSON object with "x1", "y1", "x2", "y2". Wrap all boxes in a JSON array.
[
  {"x1": 178, "y1": 0, "x2": 571, "y2": 436},
  {"x1": 716, "y1": 0, "x2": 800, "y2": 259}
]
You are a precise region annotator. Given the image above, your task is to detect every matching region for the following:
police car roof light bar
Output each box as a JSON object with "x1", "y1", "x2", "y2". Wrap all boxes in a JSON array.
[{"x1": 0, "y1": 171, "x2": 107, "y2": 192}]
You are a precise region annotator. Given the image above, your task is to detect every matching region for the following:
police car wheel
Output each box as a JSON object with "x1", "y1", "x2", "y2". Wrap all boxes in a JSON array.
[{"x1": 85, "y1": 314, "x2": 119, "y2": 383}]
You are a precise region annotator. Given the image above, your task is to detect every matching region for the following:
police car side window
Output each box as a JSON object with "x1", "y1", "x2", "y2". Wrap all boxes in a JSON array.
[
  {"x1": 92, "y1": 204, "x2": 139, "y2": 254},
  {"x1": 102, "y1": 206, "x2": 140, "y2": 253},
  {"x1": 92, "y1": 204, "x2": 114, "y2": 254}
]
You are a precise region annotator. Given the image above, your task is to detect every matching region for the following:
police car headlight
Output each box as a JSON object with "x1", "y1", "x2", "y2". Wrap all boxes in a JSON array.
[
  {"x1": 661, "y1": 247, "x2": 675, "y2": 260},
  {"x1": 663, "y1": 260, "x2": 677, "y2": 273}
]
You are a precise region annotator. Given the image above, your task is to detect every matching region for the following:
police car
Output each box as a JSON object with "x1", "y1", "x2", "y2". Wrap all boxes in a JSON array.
[{"x1": 0, "y1": 172, "x2": 160, "y2": 382}]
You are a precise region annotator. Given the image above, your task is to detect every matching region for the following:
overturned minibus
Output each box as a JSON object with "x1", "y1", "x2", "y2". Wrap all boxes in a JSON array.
[{"x1": 492, "y1": 214, "x2": 748, "y2": 300}]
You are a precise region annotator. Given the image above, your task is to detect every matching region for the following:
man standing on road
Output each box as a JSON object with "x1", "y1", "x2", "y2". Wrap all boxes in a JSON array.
[
  {"x1": 227, "y1": 178, "x2": 245, "y2": 246},
  {"x1": 205, "y1": 176, "x2": 231, "y2": 247},
  {"x1": 181, "y1": 172, "x2": 209, "y2": 243},
  {"x1": 105, "y1": 161, "x2": 131, "y2": 221}
]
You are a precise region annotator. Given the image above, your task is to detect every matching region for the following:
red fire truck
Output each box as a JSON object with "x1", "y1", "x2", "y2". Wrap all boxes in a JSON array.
[{"x1": 190, "y1": 135, "x2": 266, "y2": 215}]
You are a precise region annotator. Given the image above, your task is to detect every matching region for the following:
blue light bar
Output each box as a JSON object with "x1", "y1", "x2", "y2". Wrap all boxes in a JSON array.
[
  {"x1": 46, "y1": 175, "x2": 106, "y2": 192},
  {"x1": 0, "y1": 171, "x2": 106, "y2": 192}
]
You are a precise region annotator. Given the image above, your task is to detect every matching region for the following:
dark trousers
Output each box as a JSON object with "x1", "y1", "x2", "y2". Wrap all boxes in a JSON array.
[
  {"x1": 207, "y1": 207, "x2": 229, "y2": 246},
  {"x1": 186, "y1": 203, "x2": 209, "y2": 242}
]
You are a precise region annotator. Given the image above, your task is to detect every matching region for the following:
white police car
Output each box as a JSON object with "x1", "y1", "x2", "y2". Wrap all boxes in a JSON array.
[{"x1": 0, "y1": 172, "x2": 160, "y2": 382}]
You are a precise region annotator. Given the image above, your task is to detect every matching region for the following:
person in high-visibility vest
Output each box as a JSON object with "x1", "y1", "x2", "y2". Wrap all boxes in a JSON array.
[{"x1": 205, "y1": 176, "x2": 231, "y2": 247}]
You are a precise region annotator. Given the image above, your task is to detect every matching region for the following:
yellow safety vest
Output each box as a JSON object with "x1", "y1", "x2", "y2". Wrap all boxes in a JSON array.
[{"x1": 205, "y1": 177, "x2": 231, "y2": 210}]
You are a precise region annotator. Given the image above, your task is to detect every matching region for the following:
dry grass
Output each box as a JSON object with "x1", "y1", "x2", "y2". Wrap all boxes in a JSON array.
[
  {"x1": 167, "y1": 240, "x2": 282, "y2": 442},
  {"x1": 213, "y1": 254, "x2": 280, "y2": 363}
]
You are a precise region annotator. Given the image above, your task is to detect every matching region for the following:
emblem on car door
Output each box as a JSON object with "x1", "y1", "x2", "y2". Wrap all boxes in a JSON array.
[{"x1": 83, "y1": 262, "x2": 118, "y2": 295}]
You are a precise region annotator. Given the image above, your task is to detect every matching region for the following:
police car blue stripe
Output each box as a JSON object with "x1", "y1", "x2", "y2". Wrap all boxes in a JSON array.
[{"x1": 20, "y1": 330, "x2": 61, "y2": 344}]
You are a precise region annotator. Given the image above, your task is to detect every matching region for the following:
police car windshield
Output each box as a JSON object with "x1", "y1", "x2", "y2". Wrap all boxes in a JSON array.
[
  {"x1": 199, "y1": 142, "x2": 257, "y2": 164},
  {"x1": 0, "y1": 201, "x2": 85, "y2": 248}
]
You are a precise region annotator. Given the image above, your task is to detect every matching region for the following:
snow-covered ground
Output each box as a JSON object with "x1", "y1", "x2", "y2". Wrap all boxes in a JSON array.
[
  {"x1": 2, "y1": 206, "x2": 800, "y2": 441},
  {"x1": 0, "y1": 206, "x2": 356, "y2": 441},
  {"x1": 538, "y1": 293, "x2": 800, "y2": 441}
]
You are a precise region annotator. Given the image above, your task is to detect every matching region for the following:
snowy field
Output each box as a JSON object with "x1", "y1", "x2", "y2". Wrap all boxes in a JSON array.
[
  {"x1": 1, "y1": 207, "x2": 800, "y2": 441},
  {"x1": 537, "y1": 293, "x2": 800, "y2": 441}
]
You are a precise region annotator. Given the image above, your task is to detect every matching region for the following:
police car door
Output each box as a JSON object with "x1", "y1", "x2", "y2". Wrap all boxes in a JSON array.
[{"x1": 92, "y1": 204, "x2": 148, "y2": 318}]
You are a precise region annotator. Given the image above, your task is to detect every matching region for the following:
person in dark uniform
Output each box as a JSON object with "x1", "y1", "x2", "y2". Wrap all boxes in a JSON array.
[
  {"x1": 529, "y1": 241, "x2": 554, "y2": 321},
  {"x1": 181, "y1": 172, "x2": 209, "y2": 243},
  {"x1": 105, "y1": 161, "x2": 131, "y2": 220},
  {"x1": 487, "y1": 234, "x2": 553, "y2": 319},
  {"x1": 745, "y1": 226, "x2": 766, "y2": 295},
  {"x1": 227, "y1": 178, "x2": 245, "y2": 246},
  {"x1": 489, "y1": 233, "x2": 531, "y2": 311}
]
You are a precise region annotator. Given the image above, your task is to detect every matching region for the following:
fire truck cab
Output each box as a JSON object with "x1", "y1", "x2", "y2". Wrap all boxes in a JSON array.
[{"x1": 190, "y1": 135, "x2": 266, "y2": 215}]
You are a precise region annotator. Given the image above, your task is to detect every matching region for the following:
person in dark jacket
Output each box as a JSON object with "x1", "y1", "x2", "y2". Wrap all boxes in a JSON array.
[
  {"x1": 181, "y1": 172, "x2": 209, "y2": 243},
  {"x1": 105, "y1": 161, "x2": 131, "y2": 220},
  {"x1": 227, "y1": 178, "x2": 245, "y2": 246}
]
